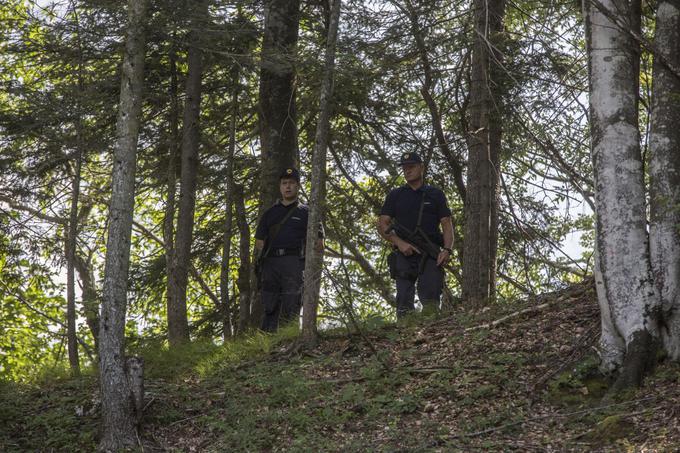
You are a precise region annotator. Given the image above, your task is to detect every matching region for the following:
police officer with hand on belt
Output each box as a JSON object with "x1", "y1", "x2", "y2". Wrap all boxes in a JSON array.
[
  {"x1": 377, "y1": 152, "x2": 454, "y2": 318},
  {"x1": 255, "y1": 168, "x2": 324, "y2": 332}
]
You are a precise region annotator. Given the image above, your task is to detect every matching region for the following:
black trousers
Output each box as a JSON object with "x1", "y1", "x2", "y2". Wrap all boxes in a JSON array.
[
  {"x1": 260, "y1": 255, "x2": 304, "y2": 332},
  {"x1": 394, "y1": 252, "x2": 444, "y2": 318}
]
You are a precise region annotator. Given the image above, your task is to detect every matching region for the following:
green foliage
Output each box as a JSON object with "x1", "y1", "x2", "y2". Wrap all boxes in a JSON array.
[{"x1": 0, "y1": 0, "x2": 596, "y2": 381}]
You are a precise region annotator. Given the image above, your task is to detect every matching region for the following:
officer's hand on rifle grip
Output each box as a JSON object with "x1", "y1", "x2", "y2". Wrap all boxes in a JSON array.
[
  {"x1": 397, "y1": 239, "x2": 420, "y2": 256},
  {"x1": 436, "y1": 249, "x2": 450, "y2": 266}
]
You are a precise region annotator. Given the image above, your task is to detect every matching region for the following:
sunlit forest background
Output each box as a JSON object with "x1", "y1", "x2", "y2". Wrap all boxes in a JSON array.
[{"x1": 1, "y1": 0, "x2": 604, "y2": 382}]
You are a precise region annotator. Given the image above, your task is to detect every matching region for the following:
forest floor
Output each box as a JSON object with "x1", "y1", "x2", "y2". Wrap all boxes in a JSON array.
[{"x1": 2, "y1": 279, "x2": 680, "y2": 452}]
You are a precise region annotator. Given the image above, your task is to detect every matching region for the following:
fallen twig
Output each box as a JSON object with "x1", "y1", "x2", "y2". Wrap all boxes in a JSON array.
[
  {"x1": 464, "y1": 301, "x2": 554, "y2": 332},
  {"x1": 447, "y1": 396, "x2": 658, "y2": 439}
]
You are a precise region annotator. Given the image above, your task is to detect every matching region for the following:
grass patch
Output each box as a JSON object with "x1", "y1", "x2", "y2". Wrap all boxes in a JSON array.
[
  {"x1": 0, "y1": 377, "x2": 98, "y2": 452},
  {"x1": 547, "y1": 354, "x2": 608, "y2": 408}
]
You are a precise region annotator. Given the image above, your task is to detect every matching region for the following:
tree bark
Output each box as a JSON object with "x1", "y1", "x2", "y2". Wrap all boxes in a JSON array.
[
  {"x1": 169, "y1": 0, "x2": 208, "y2": 347},
  {"x1": 164, "y1": 38, "x2": 180, "y2": 345},
  {"x1": 649, "y1": 0, "x2": 680, "y2": 360},
  {"x1": 301, "y1": 0, "x2": 341, "y2": 347},
  {"x1": 584, "y1": 0, "x2": 659, "y2": 389},
  {"x1": 98, "y1": 0, "x2": 147, "y2": 449},
  {"x1": 65, "y1": 3, "x2": 89, "y2": 377},
  {"x1": 258, "y1": 0, "x2": 301, "y2": 209},
  {"x1": 235, "y1": 184, "x2": 252, "y2": 333},
  {"x1": 462, "y1": 0, "x2": 505, "y2": 307},
  {"x1": 220, "y1": 70, "x2": 239, "y2": 340},
  {"x1": 66, "y1": 118, "x2": 83, "y2": 378},
  {"x1": 73, "y1": 252, "x2": 99, "y2": 348}
]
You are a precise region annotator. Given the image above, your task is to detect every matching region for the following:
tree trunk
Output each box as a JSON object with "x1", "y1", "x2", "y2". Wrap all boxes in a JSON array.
[
  {"x1": 258, "y1": 0, "x2": 301, "y2": 209},
  {"x1": 649, "y1": 0, "x2": 680, "y2": 360},
  {"x1": 66, "y1": 121, "x2": 83, "y2": 378},
  {"x1": 98, "y1": 0, "x2": 147, "y2": 449},
  {"x1": 73, "y1": 252, "x2": 99, "y2": 348},
  {"x1": 220, "y1": 71, "x2": 239, "y2": 340},
  {"x1": 164, "y1": 38, "x2": 180, "y2": 344},
  {"x1": 462, "y1": 0, "x2": 505, "y2": 307},
  {"x1": 169, "y1": 0, "x2": 208, "y2": 347},
  {"x1": 252, "y1": 0, "x2": 302, "y2": 326},
  {"x1": 301, "y1": 0, "x2": 341, "y2": 347},
  {"x1": 65, "y1": 4, "x2": 90, "y2": 377},
  {"x1": 584, "y1": 0, "x2": 659, "y2": 389},
  {"x1": 235, "y1": 184, "x2": 252, "y2": 333}
]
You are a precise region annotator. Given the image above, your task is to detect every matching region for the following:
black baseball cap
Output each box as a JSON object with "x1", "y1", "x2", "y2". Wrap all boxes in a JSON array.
[
  {"x1": 279, "y1": 167, "x2": 300, "y2": 182},
  {"x1": 399, "y1": 152, "x2": 423, "y2": 165}
]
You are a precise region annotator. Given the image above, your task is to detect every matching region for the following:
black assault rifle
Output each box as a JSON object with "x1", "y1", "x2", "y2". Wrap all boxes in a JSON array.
[{"x1": 386, "y1": 220, "x2": 445, "y2": 276}]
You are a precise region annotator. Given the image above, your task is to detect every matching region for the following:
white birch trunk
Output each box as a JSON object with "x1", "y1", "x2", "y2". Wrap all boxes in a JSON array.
[
  {"x1": 584, "y1": 0, "x2": 659, "y2": 385},
  {"x1": 594, "y1": 243, "x2": 625, "y2": 372},
  {"x1": 301, "y1": 0, "x2": 341, "y2": 346},
  {"x1": 649, "y1": 0, "x2": 680, "y2": 360}
]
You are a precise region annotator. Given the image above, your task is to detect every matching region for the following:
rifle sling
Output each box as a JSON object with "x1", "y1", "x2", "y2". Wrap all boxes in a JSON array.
[{"x1": 416, "y1": 191, "x2": 426, "y2": 229}]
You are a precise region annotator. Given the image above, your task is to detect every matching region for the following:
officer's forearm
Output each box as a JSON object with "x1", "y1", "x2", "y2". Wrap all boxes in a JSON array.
[
  {"x1": 377, "y1": 217, "x2": 401, "y2": 245},
  {"x1": 441, "y1": 218, "x2": 454, "y2": 250}
]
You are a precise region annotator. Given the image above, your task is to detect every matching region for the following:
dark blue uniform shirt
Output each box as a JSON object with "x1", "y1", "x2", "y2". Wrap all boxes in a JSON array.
[
  {"x1": 255, "y1": 201, "x2": 323, "y2": 250},
  {"x1": 380, "y1": 184, "x2": 451, "y2": 246}
]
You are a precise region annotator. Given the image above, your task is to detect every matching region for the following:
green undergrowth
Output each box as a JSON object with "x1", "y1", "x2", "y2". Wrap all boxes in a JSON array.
[
  {"x1": 547, "y1": 354, "x2": 609, "y2": 408},
  {"x1": 2, "y1": 288, "x2": 679, "y2": 451},
  {"x1": 0, "y1": 375, "x2": 99, "y2": 452}
]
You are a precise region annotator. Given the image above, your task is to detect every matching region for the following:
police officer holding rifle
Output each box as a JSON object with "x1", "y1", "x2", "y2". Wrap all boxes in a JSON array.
[{"x1": 377, "y1": 152, "x2": 454, "y2": 318}]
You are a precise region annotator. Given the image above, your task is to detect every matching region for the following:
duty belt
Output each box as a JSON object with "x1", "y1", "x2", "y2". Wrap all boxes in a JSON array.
[{"x1": 267, "y1": 247, "x2": 301, "y2": 257}]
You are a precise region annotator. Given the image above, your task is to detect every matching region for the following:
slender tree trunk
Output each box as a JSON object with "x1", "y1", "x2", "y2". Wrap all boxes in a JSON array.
[
  {"x1": 462, "y1": 0, "x2": 505, "y2": 307},
  {"x1": 73, "y1": 252, "x2": 99, "y2": 348},
  {"x1": 65, "y1": 1, "x2": 89, "y2": 377},
  {"x1": 301, "y1": 0, "x2": 341, "y2": 347},
  {"x1": 169, "y1": 0, "x2": 208, "y2": 346},
  {"x1": 252, "y1": 0, "x2": 301, "y2": 326},
  {"x1": 220, "y1": 71, "x2": 239, "y2": 340},
  {"x1": 66, "y1": 148, "x2": 82, "y2": 377},
  {"x1": 235, "y1": 184, "x2": 252, "y2": 333},
  {"x1": 584, "y1": 0, "x2": 659, "y2": 390},
  {"x1": 98, "y1": 0, "x2": 147, "y2": 449},
  {"x1": 649, "y1": 0, "x2": 680, "y2": 360},
  {"x1": 164, "y1": 38, "x2": 180, "y2": 342}
]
